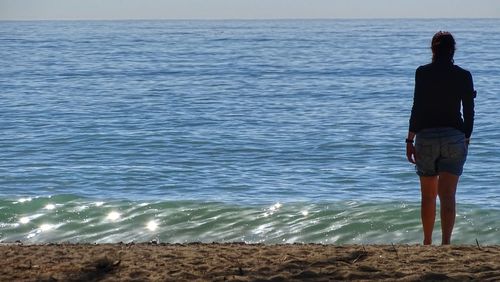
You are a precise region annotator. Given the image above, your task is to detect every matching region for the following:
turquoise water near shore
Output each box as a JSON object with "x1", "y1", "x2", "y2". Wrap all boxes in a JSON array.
[
  {"x1": 1, "y1": 196, "x2": 499, "y2": 244},
  {"x1": 1, "y1": 19, "x2": 499, "y2": 243}
]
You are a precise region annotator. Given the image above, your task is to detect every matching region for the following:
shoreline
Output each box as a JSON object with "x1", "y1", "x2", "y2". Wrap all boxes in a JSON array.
[{"x1": 2, "y1": 243, "x2": 500, "y2": 281}]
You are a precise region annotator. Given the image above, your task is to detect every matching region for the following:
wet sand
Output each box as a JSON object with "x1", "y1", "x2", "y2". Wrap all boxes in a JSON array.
[{"x1": 2, "y1": 243, "x2": 500, "y2": 281}]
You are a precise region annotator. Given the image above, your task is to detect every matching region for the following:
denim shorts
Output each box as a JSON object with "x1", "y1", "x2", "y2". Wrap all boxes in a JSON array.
[{"x1": 415, "y1": 127, "x2": 468, "y2": 176}]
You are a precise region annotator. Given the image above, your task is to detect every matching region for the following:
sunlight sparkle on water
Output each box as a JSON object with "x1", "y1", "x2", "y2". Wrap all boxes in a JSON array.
[
  {"x1": 19, "y1": 217, "x2": 30, "y2": 224},
  {"x1": 44, "y1": 204, "x2": 56, "y2": 210},
  {"x1": 40, "y1": 224, "x2": 54, "y2": 232},
  {"x1": 264, "y1": 202, "x2": 282, "y2": 217},
  {"x1": 270, "y1": 202, "x2": 282, "y2": 211},
  {"x1": 18, "y1": 197, "x2": 32, "y2": 203},
  {"x1": 146, "y1": 220, "x2": 158, "y2": 231},
  {"x1": 106, "y1": 211, "x2": 121, "y2": 221}
]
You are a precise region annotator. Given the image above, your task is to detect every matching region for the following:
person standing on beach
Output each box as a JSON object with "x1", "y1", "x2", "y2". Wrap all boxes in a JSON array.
[{"x1": 406, "y1": 31, "x2": 476, "y2": 245}]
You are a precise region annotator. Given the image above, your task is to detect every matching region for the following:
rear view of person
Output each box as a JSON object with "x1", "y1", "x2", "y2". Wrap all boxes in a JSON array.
[{"x1": 406, "y1": 31, "x2": 476, "y2": 245}]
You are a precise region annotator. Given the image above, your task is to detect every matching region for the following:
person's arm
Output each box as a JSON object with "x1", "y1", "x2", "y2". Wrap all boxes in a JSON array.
[
  {"x1": 462, "y1": 71, "x2": 475, "y2": 144},
  {"x1": 406, "y1": 132, "x2": 416, "y2": 164},
  {"x1": 407, "y1": 68, "x2": 421, "y2": 164},
  {"x1": 408, "y1": 68, "x2": 421, "y2": 135}
]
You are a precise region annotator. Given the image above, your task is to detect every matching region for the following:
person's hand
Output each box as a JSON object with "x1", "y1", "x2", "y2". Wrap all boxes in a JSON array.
[{"x1": 406, "y1": 142, "x2": 416, "y2": 164}]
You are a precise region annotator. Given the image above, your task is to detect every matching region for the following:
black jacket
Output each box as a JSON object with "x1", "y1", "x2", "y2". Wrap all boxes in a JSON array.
[{"x1": 409, "y1": 62, "x2": 475, "y2": 138}]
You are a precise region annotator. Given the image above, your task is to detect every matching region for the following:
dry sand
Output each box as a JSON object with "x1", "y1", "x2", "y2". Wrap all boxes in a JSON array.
[{"x1": 1, "y1": 242, "x2": 500, "y2": 281}]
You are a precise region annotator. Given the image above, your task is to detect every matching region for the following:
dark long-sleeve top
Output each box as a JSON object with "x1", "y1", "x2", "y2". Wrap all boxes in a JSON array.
[{"x1": 409, "y1": 61, "x2": 475, "y2": 138}]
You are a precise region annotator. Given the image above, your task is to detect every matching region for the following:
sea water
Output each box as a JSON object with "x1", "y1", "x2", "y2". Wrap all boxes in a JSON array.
[{"x1": 1, "y1": 19, "x2": 499, "y2": 244}]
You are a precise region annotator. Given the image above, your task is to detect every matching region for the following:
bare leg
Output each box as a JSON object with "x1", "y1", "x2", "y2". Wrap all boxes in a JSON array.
[
  {"x1": 420, "y1": 176, "x2": 438, "y2": 245},
  {"x1": 438, "y1": 172, "x2": 459, "y2": 245}
]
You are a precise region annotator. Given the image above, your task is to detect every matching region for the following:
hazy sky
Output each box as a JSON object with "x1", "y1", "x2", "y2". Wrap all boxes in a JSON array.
[{"x1": 1, "y1": 0, "x2": 499, "y2": 20}]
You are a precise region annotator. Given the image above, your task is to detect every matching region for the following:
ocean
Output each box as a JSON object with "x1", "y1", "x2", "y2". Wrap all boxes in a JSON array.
[{"x1": 1, "y1": 19, "x2": 499, "y2": 244}]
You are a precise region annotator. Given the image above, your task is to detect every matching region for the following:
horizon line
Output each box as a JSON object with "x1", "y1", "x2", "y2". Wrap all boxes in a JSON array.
[{"x1": 1, "y1": 16, "x2": 500, "y2": 22}]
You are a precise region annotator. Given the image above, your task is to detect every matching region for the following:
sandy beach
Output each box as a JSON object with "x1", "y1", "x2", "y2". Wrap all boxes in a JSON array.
[{"x1": 1, "y1": 243, "x2": 500, "y2": 281}]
